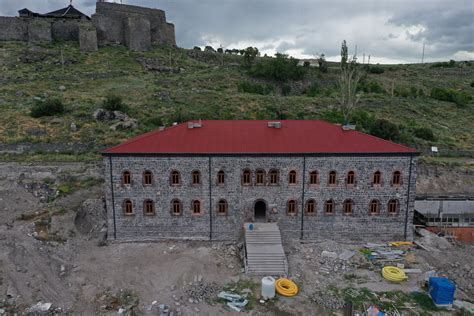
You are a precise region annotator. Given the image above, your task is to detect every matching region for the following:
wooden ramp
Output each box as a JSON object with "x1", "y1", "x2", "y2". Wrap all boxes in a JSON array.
[{"x1": 244, "y1": 222, "x2": 288, "y2": 275}]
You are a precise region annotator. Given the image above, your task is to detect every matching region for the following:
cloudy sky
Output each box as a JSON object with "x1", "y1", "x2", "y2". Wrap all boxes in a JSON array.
[{"x1": 1, "y1": 0, "x2": 473, "y2": 63}]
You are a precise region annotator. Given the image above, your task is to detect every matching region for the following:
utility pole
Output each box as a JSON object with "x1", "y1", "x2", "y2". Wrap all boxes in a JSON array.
[
  {"x1": 354, "y1": 45, "x2": 357, "y2": 59},
  {"x1": 368, "y1": 55, "x2": 371, "y2": 64},
  {"x1": 421, "y1": 43, "x2": 425, "y2": 64},
  {"x1": 363, "y1": 53, "x2": 365, "y2": 64},
  {"x1": 220, "y1": 44, "x2": 224, "y2": 66}
]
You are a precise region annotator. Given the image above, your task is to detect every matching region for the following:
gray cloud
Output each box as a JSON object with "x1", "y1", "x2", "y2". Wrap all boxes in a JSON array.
[{"x1": 0, "y1": 0, "x2": 472, "y2": 63}]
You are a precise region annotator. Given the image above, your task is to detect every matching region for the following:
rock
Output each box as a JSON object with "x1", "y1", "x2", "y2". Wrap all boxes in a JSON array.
[
  {"x1": 16, "y1": 90, "x2": 24, "y2": 97},
  {"x1": 194, "y1": 307, "x2": 200, "y2": 312},
  {"x1": 70, "y1": 122, "x2": 77, "y2": 132},
  {"x1": 321, "y1": 251, "x2": 338, "y2": 259},
  {"x1": 110, "y1": 119, "x2": 138, "y2": 131},
  {"x1": 27, "y1": 128, "x2": 47, "y2": 136},
  {"x1": 113, "y1": 111, "x2": 128, "y2": 121},
  {"x1": 59, "y1": 85, "x2": 66, "y2": 92},
  {"x1": 27, "y1": 302, "x2": 52, "y2": 313}
]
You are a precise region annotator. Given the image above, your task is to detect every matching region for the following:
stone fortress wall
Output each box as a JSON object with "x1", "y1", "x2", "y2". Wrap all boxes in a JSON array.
[
  {"x1": 0, "y1": 2, "x2": 175, "y2": 51},
  {"x1": 103, "y1": 154, "x2": 417, "y2": 242}
]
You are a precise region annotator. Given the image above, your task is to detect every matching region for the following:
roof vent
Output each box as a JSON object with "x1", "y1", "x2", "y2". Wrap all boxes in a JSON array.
[
  {"x1": 187, "y1": 120, "x2": 203, "y2": 129},
  {"x1": 342, "y1": 124, "x2": 356, "y2": 131},
  {"x1": 172, "y1": 122, "x2": 178, "y2": 126},
  {"x1": 159, "y1": 126, "x2": 165, "y2": 131},
  {"x1": 268, "y1": 121, "x2": 282, "y2": 129}
]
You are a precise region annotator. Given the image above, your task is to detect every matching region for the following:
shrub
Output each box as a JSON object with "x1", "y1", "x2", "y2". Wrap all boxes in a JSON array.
[
  {"x1": 430, "y1": 59, "x2": 456, "y2": 68},
  {"x1": 358, "y1": 80, "x2": 384, "y2": 94},
  {"x1": 102, "y1": 94, "x2": 128, "y2": 112},
  {"x1": 193, "y1": 46, "x2": 201, "y2": 51},
  {"x1": 30, "y1": 98, "x2": 65, "y2": 118},
  {"x1": 366, "y1": 65, "x2": 385, "y2": 74},
  {"x1": 414, "y1": 127, "x2": 436, "y2": 141},
  {"x1": 369, "y1": 119, "x2": 400, "y2": 141},
  {"x1": 242, "y1": 47, "x2": 259, "y2": 68},
  {"x1": 470, "y1": 80, "x2": 474, "y2": 87},
  {"x1": 305, "y1": 83, "x2": 320, "y2": 97},
  {"x1": 430, "y1": 87, "x2": 471, "y2": 106},
  {"x1": 204, "y1": 46, "x2": 215, "y2": 52},
  {"x1": 281, "y1": 85, "x2": 292, "y2": 96},
  {"x1": 303, "y1": 61, "x2": 311, "y2": 68},
  {"x1": 249, "y1": 53, "x2": 306, "y2": 82},
  {"x1": 237, "y1": 81, "x2": 274, "y2": 95},
  {"x1": 320, "y1": 109, "x2": 344, "y2": 124}
]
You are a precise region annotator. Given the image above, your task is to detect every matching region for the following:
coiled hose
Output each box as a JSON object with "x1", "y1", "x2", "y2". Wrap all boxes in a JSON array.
[
  {"x1": 382, "y1": 266, "x2": 407, "y2": 282},
  {"x1": 275, "y1": 278, "x2": 299, "y2": 297}
]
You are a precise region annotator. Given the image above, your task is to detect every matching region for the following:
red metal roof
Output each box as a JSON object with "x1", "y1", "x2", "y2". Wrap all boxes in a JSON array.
[{"x1": 103, "y1": 120, "x2": 417, "y2": 155}]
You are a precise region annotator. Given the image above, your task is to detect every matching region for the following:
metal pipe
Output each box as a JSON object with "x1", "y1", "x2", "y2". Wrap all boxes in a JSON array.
[
  {"x1": 300, "y1": 156, "x2": 306, "y2": 239},
  {"x1": 209, "y1": 156, "x2": 212, "y2": 240},
  {"x1": 108, "y1": 156, "x2": 117, "y2": 239},
  {"x1": 404, "y1": 155, "x2": 414, "y2": 239}
]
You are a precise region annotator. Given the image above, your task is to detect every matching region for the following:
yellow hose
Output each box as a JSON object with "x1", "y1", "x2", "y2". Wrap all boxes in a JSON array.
[
  {"x1": 382, "y1": 266, "x2": 407, "y2": 282},
  {"x1": 275, "y1": 278, "x2": 298, "y2": 297}
]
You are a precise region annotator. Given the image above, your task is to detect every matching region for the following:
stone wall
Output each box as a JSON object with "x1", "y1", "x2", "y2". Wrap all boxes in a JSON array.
[
  {"x1": 79, "y1": 22, "x2": 98, "y2": 52},
  {"x1": 103, "y1": 154, "x2": 417, "y2": 242},
  {"x1": 28, "y1": 19, "x2": 52, "y2": 44},
  {"x1": 124, "y1": 17, "x2": 151, "y2": 51},
  {"x1": 51, "y1": 19, "x2": 80, "y2": 41},
  {"x1": 0, "y1": 17, "x2": 28, "y2": 41}
]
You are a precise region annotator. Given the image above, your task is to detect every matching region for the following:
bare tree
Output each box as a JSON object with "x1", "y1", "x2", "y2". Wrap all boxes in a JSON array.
[{"x1": 339, "y1": 40, "x2": 362, "y2": 124}]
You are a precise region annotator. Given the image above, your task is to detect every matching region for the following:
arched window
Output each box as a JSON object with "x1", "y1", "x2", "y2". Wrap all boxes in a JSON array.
[
  {"x1": 288, "y1": 170, "x2": 297, "y2": 184},
  {"x1": 170, "y1": 171, "x2": 181, "y2": 185},
  {"x1": 343, "y1": 199, "x2": 354, "y2": 215},
  {"x1": 123, "y1": 199, "x2": 133, "y2": 215},
  {"x1": 287, "y1": 199, "x2": 297, "y2": 215},
  {"x1": 218, "y1": 199, "x2": 228, "y2": 215},
  {"x1": 306, "y1": 199, "x2": 316, "y2": 215},
  {"x1": 171, "y1": 199, "x2": 181, "y2": 216},
  {"x1": 192, "y1": 200, "x2": 201, "y2": 215},
  {"x1": 144, "y1": 199, "x2": 155, "y2": 215},
  {"x1": 328, "y1": 171, "x2": 337, "y2": 186},
  {"x1": 256, "y1": 169, "x2": 266, "y2": 185},
  {"x1": 392, "y1": 171, "x2": 401, "y2": 186},
  {"x1": 373, "y1": 171, "x2": 382, "y2": 185},
  {"x1": 268, "y1": 169, "x2": 279, "y2": 185},
  {"x1": 325, "y1": 199, "x2": 335, "y2": 215},
  {"x1": 217, "y1": 170, "x2": 225, "y2": 185},
  {"x1": 309, "y1": 171, "x2": 319, "y2": 185},
  {"x1": 122, "y1": 171, "x2": 131, "y2": 185},
  {"x1": 242, "y1": 169, "x2": 251, "y2": 185},
  {"x1": 388, "y1": 199, "x2": 399, "y2": 215},
  {"x1": 369, "y1": 199, "x2": 380, "y2": 215},
  {"x1": 346, "y1": 171, "x2": 355, "y2": 185},
  {"x1": 143, "y1": 170, "x2": 153, "y2": 185},
  {"x1": 192, "y1": 170, "x2": 201, "y2": 185}
]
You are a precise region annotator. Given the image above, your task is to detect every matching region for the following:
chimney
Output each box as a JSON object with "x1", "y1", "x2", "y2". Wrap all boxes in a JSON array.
[
  {"x1": 159, "y1": 126, "x2": 165, "y2": 131},
  {"x1": 342, "y1": 124, "x2": 356, "y2": 131},
  {"x1": 187, "y1": 120, "x2": 203, "y2": 129},
  {"x1": 267, "y1": 121, "x2": 282, "y2": 129}
]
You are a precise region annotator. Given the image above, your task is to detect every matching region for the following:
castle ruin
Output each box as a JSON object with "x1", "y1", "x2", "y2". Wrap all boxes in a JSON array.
[{"x1": 0, "y1": 1, "x2": 176, "y2": 52}]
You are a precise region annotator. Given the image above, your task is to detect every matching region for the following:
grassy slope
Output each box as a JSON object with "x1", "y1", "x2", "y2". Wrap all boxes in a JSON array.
[{"x1": 0, "y1": 41, "x2": 473, "y2": 161}]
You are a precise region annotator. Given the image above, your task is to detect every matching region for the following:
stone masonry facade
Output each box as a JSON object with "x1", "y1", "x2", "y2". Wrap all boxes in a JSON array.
[
  {"x1": 103, "y1": 154, "x2": 417, "y2": 242},
  {"x1": 0, "y1": 2, "x2": 175, "y2": 51}
]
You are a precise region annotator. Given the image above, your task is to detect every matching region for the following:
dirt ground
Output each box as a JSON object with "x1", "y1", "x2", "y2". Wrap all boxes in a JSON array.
[{"x1": 0, "y1": 162, "x2": 473, "y2": 315}]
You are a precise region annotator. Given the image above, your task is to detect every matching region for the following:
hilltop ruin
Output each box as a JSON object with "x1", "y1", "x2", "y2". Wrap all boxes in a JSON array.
[{"x1": 0, "y1": 1, "x2": 176, "y2": 51}]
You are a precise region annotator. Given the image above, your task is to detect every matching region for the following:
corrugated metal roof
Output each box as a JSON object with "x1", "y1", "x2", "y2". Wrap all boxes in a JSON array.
[{"x1": 103, "y1": 120, "x2": 418, "y2": 155}]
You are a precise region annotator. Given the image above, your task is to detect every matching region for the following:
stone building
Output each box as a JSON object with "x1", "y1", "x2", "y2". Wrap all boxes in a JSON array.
[
  {"x1": 0, "y1": 2, "x2": 175, "y2": 51},
  {"x1": 102, "y1": 120, "x2": 418, "y2": 242}
]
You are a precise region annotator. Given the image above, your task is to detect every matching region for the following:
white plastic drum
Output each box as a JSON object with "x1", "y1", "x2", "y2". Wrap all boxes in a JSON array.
[{"x1": 261, "y1": 276, "x2": 276, "y2": 299}]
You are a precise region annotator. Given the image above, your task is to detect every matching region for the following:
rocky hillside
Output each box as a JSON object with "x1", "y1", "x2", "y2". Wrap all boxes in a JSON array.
[{"x1": 0, "y1": 41, "x2": 473, "y2": 168}]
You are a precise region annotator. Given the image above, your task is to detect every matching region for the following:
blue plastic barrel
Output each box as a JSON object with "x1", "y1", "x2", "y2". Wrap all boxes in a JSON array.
[{"x1": 428, "y1": 277, "x2": 456, "y2": 305}]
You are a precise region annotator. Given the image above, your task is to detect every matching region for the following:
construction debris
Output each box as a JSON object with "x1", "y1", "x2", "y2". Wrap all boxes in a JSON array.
[
  {"x1": 183, "y1": 281, "x2": 220, "y2": 302},
  {"x1": 312, "y1": 290, "x2": 346, "y2": 310},
  {"x1": 217, "y1": 291, "x2": 248, "y2": 312}
]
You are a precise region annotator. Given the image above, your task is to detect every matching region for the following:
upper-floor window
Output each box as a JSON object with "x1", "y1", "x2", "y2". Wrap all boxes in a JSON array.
[
  {"x1": 328, "y1": 171, "x2": 337, "y2": 186},
  {"x1": 242, "y1": 169, "x2": 251, "y2": 185},
  {"x1": 306, "y1": 199, "x2": 316, "y2": 214},
  {"x1": 143, "y1": 170, "x2": 153, "y2": 185},
  {"x1": 192, "y1": 200, "x2": 201, "y2": 215},
  {"x1": 346, "y1": 171, "x2": 355, "y2": 185},
  {"x1": 287, "y1": 199, "x2": 297, "y2": 215},
  {"x1": 192, "y1": 170, "x2": 201, "y2": 185},
  {"x1": 122, "y1": 171, "x2": 131, "y2": 185},
  {"x1": 217, "y1": 170, "x2": 225, "y2": 185},
  {"x1": 218, "y1": 199, "x2": 228, "y2": 215},
  {"x1": 171, "y1": 199, "x2": 182, "y2": 215},
  {"x1": 309, "y1": 171, "x2": 319, "y2": 185},
  {"x1": 269, "y1": 169, "x2": 279, "y2": 185},
  {"x1": 256, "y1": 169, "x2": 266, "y2": 185},
  {"x1": 170, "y1": 170, "x2": 181, "y2": 185},
  {"x1": 343, "y1": 199, "x2": 354, "y2": 215},
  {"x1": 288, "y1": 170, "x2": 297, "y2": 185},
  {"x1": 144, "y1": 199, "x2": 155, "y2": 215},
  {"x1": 392, "y1": 171, "x2": 401, "y2": 186},
  {"x1": 369, "y1": 199, "x2": 380, "y2": 215},
  {"x1": 325, "y1": 199, "x2": 335, "y2": 215},
  {"x1": 373, "y1": 171, "x2": 382, "y2": 185},
  {"x1": 123, "y1": 199, "x2": 133, "y2": 215},
  {"x1": 388, "y1": 199, "x2": 399, "y2": 215}
]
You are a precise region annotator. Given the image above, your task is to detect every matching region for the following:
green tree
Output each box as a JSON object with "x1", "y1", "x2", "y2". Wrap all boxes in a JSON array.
[
  {"x1": 242, "y1": 47, "x2": 259, "y2": 68},
  {"x1": 339, "y1": 40, "x2": 363, "y2": 123}
]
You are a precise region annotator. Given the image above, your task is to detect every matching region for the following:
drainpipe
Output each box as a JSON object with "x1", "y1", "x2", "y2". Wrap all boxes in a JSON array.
[
  {"x1": 108, "y1": 156, "x2": 117, "y2": 239},
  {"x1": 300, "y1": 156, "x2": 306, "y2": 239},
  {"x1": 404, "y1": 155, "x2": 414, "y2": 240},
  {"x1": 209, "y1": 156, "x2": 212, "y2": 241}
]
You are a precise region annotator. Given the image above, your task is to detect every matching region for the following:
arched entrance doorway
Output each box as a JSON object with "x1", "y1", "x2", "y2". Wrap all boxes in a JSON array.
[{"x1": 254, "y1": 200, "x2": 266, "y2": 221}]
